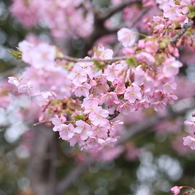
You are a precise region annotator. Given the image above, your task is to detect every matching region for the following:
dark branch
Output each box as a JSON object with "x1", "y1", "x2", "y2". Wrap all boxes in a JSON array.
[
  {"x1": 170, "y1": 20, "x2": 194, "y2": 43},
  {"x1": 80, "y1": 0, "x2": 143, "y2": 57},
  {"x1": 97, "y1": 0, "x2": 142, "y2": 22},
  {"x1": 57, "y1": 157, "x2": 93, "y2": 194}
]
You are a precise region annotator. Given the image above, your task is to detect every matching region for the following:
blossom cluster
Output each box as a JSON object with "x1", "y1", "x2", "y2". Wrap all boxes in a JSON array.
[
  {"x1": 8, "y1": 27, "x2": 184, "y2": 151},
  {"x1": 10, "y1": 0, "x2": 93, "y2": 38},
  {"x1": 183, "y1": 119, "x2": 195, "y2": 150},
  {"x1": 7, "y1": 0, "x2": 195, "y2": 153}
]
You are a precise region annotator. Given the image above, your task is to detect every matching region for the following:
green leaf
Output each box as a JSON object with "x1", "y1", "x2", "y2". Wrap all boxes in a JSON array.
[
  {"x1": 74, "y1": 114, "x2": 85, "y2": 121},
  {"x1": 126, "y1": 56, "x2": 138, "y2": 67},
  {"x1": 188, "y1": 5, "x2": 195, "y2": 18},
  {"x1": 93, "y1": 60, "x2": 104, "y2": 70},
  {"x1": 9, "y1": 49, "x2": 22, "y2": 60}
]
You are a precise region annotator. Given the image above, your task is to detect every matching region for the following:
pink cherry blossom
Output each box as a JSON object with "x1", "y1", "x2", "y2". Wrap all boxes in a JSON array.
[
  {"x1": 8, "y1": 77, "x2": 21, "y2": 87},
  {"x1": 152, "y1": 101, "x2": 166, "y2": 112},
  {"x1": 52, "y1": 115, "x2": 67, "y2": 132},
  {"x1": 135, "y1": 52, "x2": 155, "y2": 66},
  {"x1": 145, "y1": 41, "x2": 159, "y2": 53},
  {"x1": 10, "y1": 0, "x2": 39, "y2": 28},
  {"x1": 74, "y1": 83, "x2": 91, "y2": 97},
  {"x1": 183, "y1": 136, "x2": 195, "y2": 150},
  {"x1": 88, "y1": 106, "x2": 109, "y2": 126},
  {"x1": 163, "y1": 57, "x2": 183, "y2": 77},
  {"x1": 19, "y1": 41, "x2": 56, "y2": 68},
  {"x1": 92, "y1": 125, "x2": 109, "y2": 139},
  {"x1": 69, "y1": 133, "x2": 85, "y2": 147},
  {"x1": 170, "y1": 186, "x2": 181, "y2": 195},
  {"x1": 68, "y1": 64, "x2": 87, "y2": 85},
  {"x1": 184, "y1": 120, "x2": 195, "y2": 132},
  {"x1": 104, "y1": 63, "x2": 124, "y2": 82},
  {"x1": 101, "y1": 92, "x2": 119, "y2": 106},
  {"x1": 117, "y1": 102, "x2": 135, "y2": 115},
  {"x1": 59, "y1": 124, "x2": 75, "y2": 141},
  {"x1": 75, "y1": 120, "x2": 92, "y2": 140},
  {"x1": 117, "y1": 28, "x2": 137, "y2": 47},
  {"x1": 93, "y1": 46, "x2": 113, "y2": 59},
  {"x1": 136, "y1": 99, "x2": 150, "y2": 110},
  {"x1": 163, "y1": 82, "x2": 177, "y2": 93},
  {"x1": 18, "y1": 84, "x2": 34, "y2": 96},
  {"x1": 124, "y1": 85, "x2": 142, "y2": 103}
]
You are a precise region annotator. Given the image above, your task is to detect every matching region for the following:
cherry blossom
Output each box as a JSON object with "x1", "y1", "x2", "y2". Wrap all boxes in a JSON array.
[
  {"x1": 117, "y1": 28, "x2": 137, "y2": 47},
  {"x1": 8, "y1": 0, "x2": 195, "y2": 154},
  {"x1": 183, "y1": 135, "x2": 195, "y2": 150},
  {"x1": 170, "y1": 186, "x2": 181, "y2": 195}
]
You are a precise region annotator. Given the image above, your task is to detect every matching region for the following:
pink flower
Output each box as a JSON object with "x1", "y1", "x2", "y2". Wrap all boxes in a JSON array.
[
  {"x1": 52, "y1": 115, "x2": 66, "y2": 132},
  {"x1": 68, "y1": 64, "x2": 87, "y2": 85},
  {"x1": 124, "y1": 85, "x2": 142, "y2": 103},
  {"x1": 93, "y1": 46, "x2": 113, "y2": 59},
  {"x1": 82, "y1": 95, "x2": 99, "y2": 113},
  {"x1": 69, "y1": 133, "x2": 85, "y2": 147},
  {"x1": 137, "y1": 39, "x2": 145, "y2": 49},
  {"x1": 152, "y1": 101, "x2": 166, "y2": 112},
  {"x1": 136, "y1": 99, "x2": 150, "y2": 110},
  {"x1": 145, "y1": 41, "x2": 158, "y2": 53},
  {"x1": 162, "y1": 0, "x2": 183, "y2": 21},
  {"x1": 59, "y1": 124, "x2": 75, "y2": 141},
  {"x1": 117, "y1": 28, "x2": 136, "y2": 47},
  {"x1": 31, "y1": 43, "x2": 56, "y2": 67},
  {"x1": 163, "y1": 82, "x2": 177, "y2": 94},
  {"x1": 104, "y1": 63, "x2": 123, "y2": 82},
  {"x1": 75, "y1": 120, "x2": 92, "y2": 140},
  {"x1": 89, "y1": 106, "x2": 109, "y2": 126},
  {"x1": 183, "y1": 135, "x2": 195, "y2": 150},
  {"x1": 114, "y1": 81, "x2": 126, "y2": 94},
  {"x1": 8, "y1": 77, "x2": 21, "y2": 87},
  {"x1": 101, "y1": 92, "x2": 119, "y2": 106},
  {"x1": 74, "y1": 83, "x2": 91, "y2": 97},
  {"x1": 19, "y1": 41, "x2": 56, "y2": 68},
  {"x1": 18, "y1": 84, "x2": 34, "y2": 96},
  {"x1": 184, "y1": 120, "x2": 195, "y2": 130},
  {"x1": 135, "y1": 52, "x2": 155, "y2": 66},
  {"x1": 117, "y1": 102, "x2": 135, "y2": 115},
  {"x1": 162, "y1": 57, "x2": 182, "y2": 77},
  {"x1": 163, "y1": 94, "x2": 178, "y2": 105},
  {"x1": 52, "y1": 115, "x2": 63, "y2": 131},
  {"x1": 170, "y1": 186, "x2": 180, "y2": 195},
  {"x1": 92, "y1": 125, "x2": 109, "y2": 139}
]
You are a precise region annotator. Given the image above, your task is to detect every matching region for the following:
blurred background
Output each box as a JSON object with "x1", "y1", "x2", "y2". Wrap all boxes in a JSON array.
[{"x1": 1, "y1": 0, "x2": 195, "y2": 195}]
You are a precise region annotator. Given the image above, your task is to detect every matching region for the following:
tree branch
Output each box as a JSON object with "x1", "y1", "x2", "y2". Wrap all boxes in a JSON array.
[
  {"x1": 27, "y1": 125, "x2": 56, "y2": 195},
  {"x1": 56, "y1": 55, "x2": 128, "y2": 63},
  {"x1": 57, "y1": 157, "x2": 93, "y2": 195},
  {"x1": 170, "y1": 20, "x2": 194, "y2": 43},
  {"x1": 80, "y1": 0, "x2": 142, "y2": 57},
  {"x1": 96, "y1": 0, "x2": 142, "y2": 22}
]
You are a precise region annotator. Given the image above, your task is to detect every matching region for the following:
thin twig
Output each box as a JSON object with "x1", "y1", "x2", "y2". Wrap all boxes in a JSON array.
[
  {"x1": 170, "y1": 20, "x2": 194, "y2": 43},
  {"x1": 113, "y1": 8, "x2": 150, "y2": 56},
  {"x1": 56, "y1": 55, "x2": 128, "y2": 63},
  {"x1": 57, "y1": 157, "x2": 93, "y2": 194}
]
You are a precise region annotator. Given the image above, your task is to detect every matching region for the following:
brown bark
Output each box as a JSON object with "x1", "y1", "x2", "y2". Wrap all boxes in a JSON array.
[{"x1": 27, "y1": 125, "x2": 57, "y2": 195}]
